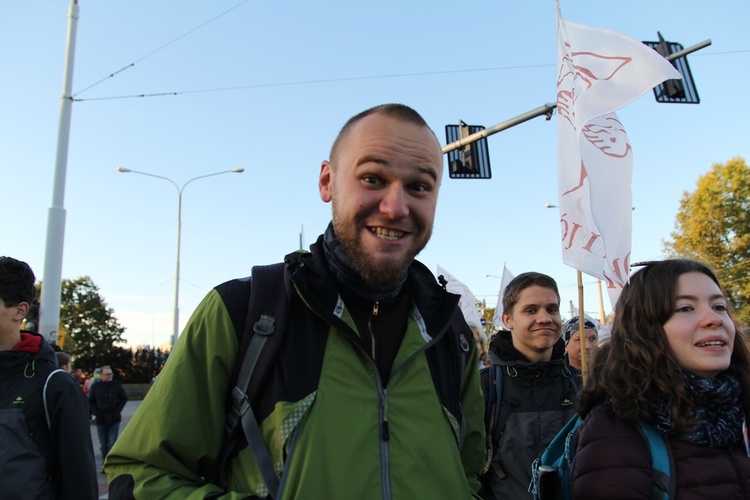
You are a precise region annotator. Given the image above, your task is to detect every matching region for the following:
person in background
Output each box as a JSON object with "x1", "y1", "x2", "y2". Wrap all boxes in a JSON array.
[
  {"x1": 0, "y1": 256, "x2": 97, "y2": 498},
  {"x1": 480, "y1": 272, "x2": 578, "y2": 499},
  {"x1": 571, "y1": 259, "x2": 750, "y2": 498},
  {"x1": 562, "y1": 316, "x2": 599, "y2": 387},
  {"x1": 83, "y1": 367, "x2": 101, "y2": 396},
  {"x1": 470, "y1": 323, "x2": 490, "y2": 369},
  {"x1": 89, "y1": 364, "x2": 128, "y2": 470},
  {"x1": 55, "y1": 350, "x2": 80, "y2": 383}
]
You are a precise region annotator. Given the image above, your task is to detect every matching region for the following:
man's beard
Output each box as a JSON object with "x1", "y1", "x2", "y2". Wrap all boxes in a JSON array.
[{"x1": 332, "y1": 210, "x2": 431, "y2": 291}]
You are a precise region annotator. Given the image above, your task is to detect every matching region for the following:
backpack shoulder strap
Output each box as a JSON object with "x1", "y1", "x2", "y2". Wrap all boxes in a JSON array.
[
  {"x1": 450, "y1": 310, "x2": 471, "y2": 448},
  {"x1": 636, "y1": 420, "x2": 675, "y2": 500},
  {"x1": 43, "y1": 369, "x2": 66, "y2": 429},
  {"x1": 485, "y1": 364, "x2": 504, "y2": 445},
  {"x1": 215, "y1": 262, "x2": 288, "y2": 495},
  {"x1": 42, "y1": 368, "x2": 65, "y2": 429},
  {"x1": 423, "y1": 307, "x2": 471, "y2": 450}
]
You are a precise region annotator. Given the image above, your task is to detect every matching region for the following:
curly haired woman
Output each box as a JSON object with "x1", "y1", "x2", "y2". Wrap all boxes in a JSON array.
[{"x1": 571, "y1": 259, "x2": 750, "y2": 499}]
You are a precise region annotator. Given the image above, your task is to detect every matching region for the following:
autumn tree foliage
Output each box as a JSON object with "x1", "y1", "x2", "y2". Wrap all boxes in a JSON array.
[{"x1": 664, "y1": 156, "x2": 750, "y2": 325}]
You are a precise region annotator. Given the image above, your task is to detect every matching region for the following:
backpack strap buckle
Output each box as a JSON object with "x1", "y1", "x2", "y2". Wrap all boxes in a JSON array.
[{"x1": 253, "y1": 314, "x2": 276, "y2": 336}]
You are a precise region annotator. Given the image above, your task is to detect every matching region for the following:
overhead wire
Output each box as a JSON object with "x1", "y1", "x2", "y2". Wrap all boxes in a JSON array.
[
  {"x1": 71, "y1": 64, "x2": 554, "y2": 102},
  {"x1": 70, "y1": 0, "x2": 750, "y2": 103},
  {"x1": 71, "y1": 47, "x2": 750, "y2": 103},
  {"x1": 72, "y1": 0, "x2": 253, "y2": 97}
]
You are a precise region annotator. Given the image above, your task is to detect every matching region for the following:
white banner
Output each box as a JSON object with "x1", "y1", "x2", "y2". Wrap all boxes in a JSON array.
[
  {"x1": 491, "y1": 264, "x2": 515, "y2": 330},
  {"x1": 555, "y1": 1, "x2": 681, "y2": 306},
  {"x1": 437, "y1": 265, "x2": 486, "y2": 341}
]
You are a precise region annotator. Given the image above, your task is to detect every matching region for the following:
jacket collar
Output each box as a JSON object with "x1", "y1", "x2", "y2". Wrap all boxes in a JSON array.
[
  {"x1": 286, "y1": 234, "x2": 460, "y2": 334},
  {"x1": 0, "y1": 331, "x2": 57, "y2": 372},
  {"x1": 489, "y1": 329, "x2": 567, "y2": 366}
]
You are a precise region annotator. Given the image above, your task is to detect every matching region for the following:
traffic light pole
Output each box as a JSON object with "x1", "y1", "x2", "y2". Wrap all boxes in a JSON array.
[
  {"x1": 442, "y1": 39, "x2": 710, "y2": 155},
  {"x1": 443, "y1": 103, "x2": 556, "y2": 154}
]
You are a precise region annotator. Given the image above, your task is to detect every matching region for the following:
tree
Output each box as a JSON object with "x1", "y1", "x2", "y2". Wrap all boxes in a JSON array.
[
  {"x1": 481, "y1": 306, "x2": 498, "y2": 336},
  {"x1": 57, "y1": 276, "x2": 126, "y2": 373},
  {"x1": 664, "y1": 156, "x2": 750, "y2": 325},
  {"x1": 122, "y1": 347, "x2": 169, "y2": 383}
]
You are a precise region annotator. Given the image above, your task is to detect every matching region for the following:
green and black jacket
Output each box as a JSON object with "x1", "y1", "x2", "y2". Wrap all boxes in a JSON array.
[{"x1": 106, "y1": 236, "x2": 486, "y2": 499}]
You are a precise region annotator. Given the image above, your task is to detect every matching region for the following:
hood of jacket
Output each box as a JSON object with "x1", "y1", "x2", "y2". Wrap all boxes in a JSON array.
[
  {"x1": 488, "y1": 328, "x2": 567, "y2": 368},
  {"x1": 0, "y1": 331, "x2": 57, "y2": 375}
]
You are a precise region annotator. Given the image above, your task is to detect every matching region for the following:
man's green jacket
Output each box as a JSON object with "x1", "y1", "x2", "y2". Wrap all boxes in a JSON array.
[{"x1": 106, "y1": 237, "x2": 486, "y2": 499}]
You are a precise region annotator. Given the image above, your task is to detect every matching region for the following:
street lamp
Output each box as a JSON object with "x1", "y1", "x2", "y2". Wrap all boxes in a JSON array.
[{"x1": 117, "y1": 167, "x2": 244, "y2": 346}]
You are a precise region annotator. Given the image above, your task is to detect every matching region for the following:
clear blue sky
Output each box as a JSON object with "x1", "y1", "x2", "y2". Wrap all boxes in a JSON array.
[{"x1": 3, "y1": 1, "x2": 748, "y2": 347}]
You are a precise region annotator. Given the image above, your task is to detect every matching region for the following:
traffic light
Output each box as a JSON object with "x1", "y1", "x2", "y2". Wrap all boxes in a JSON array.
[
  {"x1": 643, "y1": 32, "x2": 700, "y2": 104},
  {"x1": 444, "y1": 121, "x2": 492, "y2": 179}
]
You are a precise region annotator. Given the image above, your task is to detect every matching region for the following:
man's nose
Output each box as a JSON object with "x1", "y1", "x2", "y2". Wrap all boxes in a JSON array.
[
  {"x1": 537, "y1": 311, "x2": 553, "y2": 323},
  {"x1": 380, "y1": 186, "x2": 409, "y2": 219}
]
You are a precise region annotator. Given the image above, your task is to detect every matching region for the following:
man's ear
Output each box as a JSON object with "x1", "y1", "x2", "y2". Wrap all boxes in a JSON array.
[
  {"x1": 15, "y1": 302, "x2": 29, "y2": 322},
  {"x1": 319, "y1": 161, "x2": 332, "y2": 203}
]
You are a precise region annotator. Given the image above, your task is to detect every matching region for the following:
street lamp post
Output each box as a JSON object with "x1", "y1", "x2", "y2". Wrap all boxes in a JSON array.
[{"x1": 117, "y1": 167, "x2": 244, "y2": 346}]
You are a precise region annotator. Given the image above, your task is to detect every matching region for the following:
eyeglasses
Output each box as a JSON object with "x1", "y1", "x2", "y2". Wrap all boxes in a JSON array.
[{"x1": 101, "y1": 372, "x2": 113, "y2": 376}]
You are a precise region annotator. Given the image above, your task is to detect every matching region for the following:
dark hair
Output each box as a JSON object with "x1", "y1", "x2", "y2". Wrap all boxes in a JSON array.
[
  {"x1": 329, "y1": 103, "x2": 434, "y2": 165},
  {"x1": 56, "y1": 351, "x2": 71, "y2": 368},
  {"x1": 0, "y1": 256, "x2": 36, "y2": 307},
  {"x1": 577, "y1": 259, "x2": 750, "y2": 431},
  {"x1": 502, "y1": 272, "x2": 560, "y2": 314}
]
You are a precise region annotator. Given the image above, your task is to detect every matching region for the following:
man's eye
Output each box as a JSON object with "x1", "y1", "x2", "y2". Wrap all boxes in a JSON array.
[{"x1": 363, "y1": 176, "x2": 381, "y2": 185}]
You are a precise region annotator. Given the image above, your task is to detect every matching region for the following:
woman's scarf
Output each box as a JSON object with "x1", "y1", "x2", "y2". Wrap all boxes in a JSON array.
[{"x1": 651, "y1": 371, "x2": 744, "y2": 447}]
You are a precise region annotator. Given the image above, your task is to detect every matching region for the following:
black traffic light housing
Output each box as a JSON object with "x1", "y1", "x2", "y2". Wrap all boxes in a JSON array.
[
  {"x1": 445, "y1": 121, "x2": 492, "y2": 179},
  {"x1": 643, "y1": 32, "x2": 700, "y2": 104}
]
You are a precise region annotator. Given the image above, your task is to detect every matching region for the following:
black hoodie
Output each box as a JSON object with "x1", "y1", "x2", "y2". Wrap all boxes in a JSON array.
[
  {"x1": 480, "y1": 330, "x2": 578, "y2": 500},
  {"x1": 0, "y1": 332, "x2": 98, "y2": 499}
]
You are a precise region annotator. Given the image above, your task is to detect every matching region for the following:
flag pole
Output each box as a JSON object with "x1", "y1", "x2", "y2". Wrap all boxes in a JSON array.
[
  {"x1": 596, "y1": 279, "x2": 606, "y2": 323},
  {"x1": 577, "y1": 270, "x2": 588, "y2": 384}
]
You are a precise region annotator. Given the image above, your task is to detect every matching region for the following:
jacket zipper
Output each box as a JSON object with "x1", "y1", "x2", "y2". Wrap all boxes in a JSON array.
[
  {"x1": 369, "y1": 300, "x2": 379, "y2": 358},
  {"x1": 310, "y1": 292, "x2": 458, "y2": 500}
]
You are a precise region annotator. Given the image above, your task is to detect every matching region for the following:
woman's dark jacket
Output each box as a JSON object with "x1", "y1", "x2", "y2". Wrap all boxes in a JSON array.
[{"x1": 571, "y1": 403, "x2": 750, "y2": 499}]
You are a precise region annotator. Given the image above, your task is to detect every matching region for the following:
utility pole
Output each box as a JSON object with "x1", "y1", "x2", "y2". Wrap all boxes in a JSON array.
[{"x1": 39, "y1": 0, "x2": 79, "y2": 344}]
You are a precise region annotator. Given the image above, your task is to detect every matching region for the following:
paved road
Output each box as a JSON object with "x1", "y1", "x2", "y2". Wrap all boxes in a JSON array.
[{"x1": 93, "y1": 399, "x2": 142, "y2": 499}]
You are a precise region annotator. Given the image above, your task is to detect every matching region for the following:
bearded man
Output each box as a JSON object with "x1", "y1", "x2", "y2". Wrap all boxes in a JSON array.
[{"x1": 106, "y1": 104, "x2": 486, "y2": 499}]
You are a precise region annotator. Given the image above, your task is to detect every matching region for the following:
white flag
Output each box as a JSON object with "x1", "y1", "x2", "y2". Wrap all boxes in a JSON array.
[
  {"x1": 436, "y1": 266, "x2": 486, "y2": 342},
  {"x1": 555, "y1": 1, "x2": 680, "y2": 306},
  {"x1": 491, "y1": 264, "x2": 515, "y2": 330}
]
